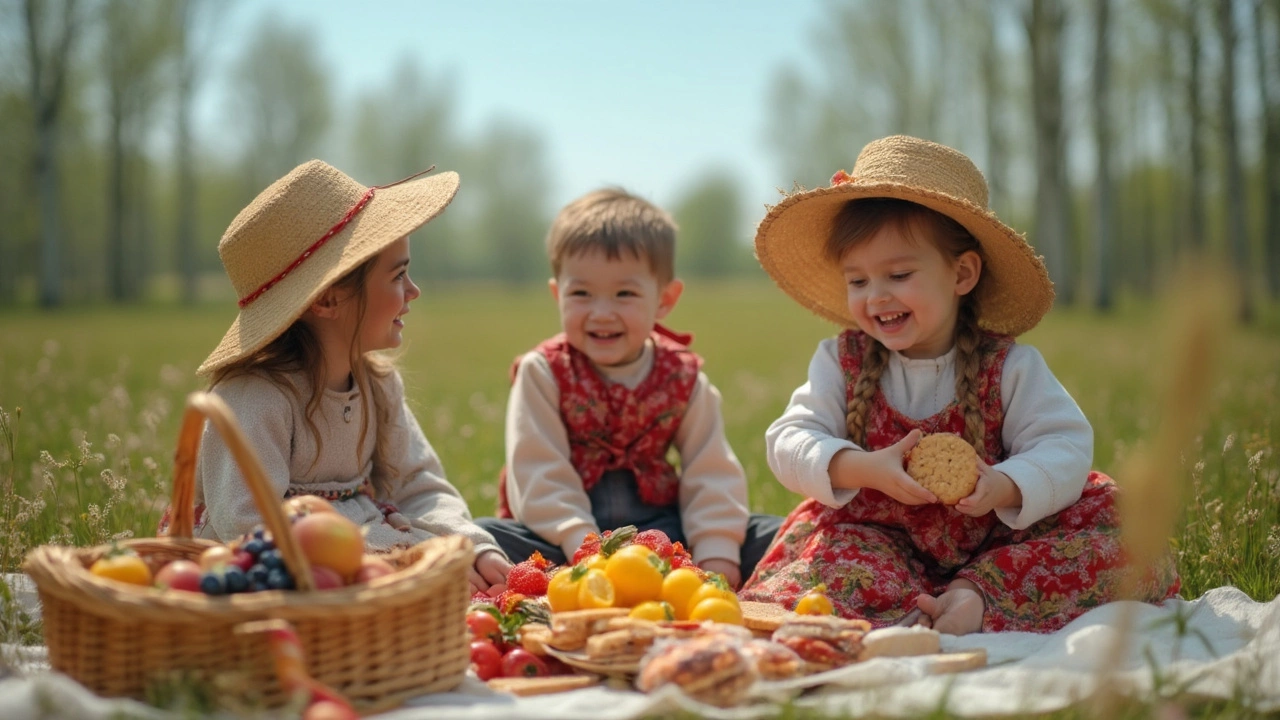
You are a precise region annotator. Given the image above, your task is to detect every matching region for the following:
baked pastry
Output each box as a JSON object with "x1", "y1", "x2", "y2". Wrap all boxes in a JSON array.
[
  {"x1": 741, "y1": 639, "x2": 804, "y2": 680},
  {"x1": 770, "y1": 615, "x2": 871, "y2": 672},
  {"x1": 856, "y1": 625, "x2": 941, "y2": 661},
  {"x1": 906, "y1": 433, "x2": 979, "y2": 505},
  {"x1": 488, "y1": 675, "x2": 599, "y2": 696},
  {"x1": 636, "y1": 633, "x2": 758, "y2": 707},
  {"x1": 547, "y1": 608, "x2": 630, "y2": 651},
  {"x1": 740, "y1": 601, "x2": 795, "y2": 635}
]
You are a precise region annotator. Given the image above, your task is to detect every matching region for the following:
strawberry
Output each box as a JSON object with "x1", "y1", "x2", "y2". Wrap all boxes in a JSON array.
[
  {"x1": 633, "y1": 529, "x2": 674, "y2": 559},
  {"x1": 496, "y1": 591, "x2": 529, "y2": 615},
  {"x1": 524, "y1": 550, "x2": 553, "y2": 572},
  {"x1": 668, "y1": 541, "x2": 696, "y2": 570},
  {"x1": 571, "y1": 532, "x2": 602, "y2": 565},
  {"x1": 505, "y1": 563, "x2": 549, "y2": 596}
]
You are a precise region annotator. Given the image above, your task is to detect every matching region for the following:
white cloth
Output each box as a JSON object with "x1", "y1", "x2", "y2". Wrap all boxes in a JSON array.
[
  {"x1": 195, "y1": 368, "x2": 501, "y2": 556},
  {"x1": 767, "y1": 338, "x2": 1093, "y2": 529},
  {"x1": 504, "y1": 339, "x2": 749, "y2": 564},
  {"x1": 3, "y1": 577, "x2": 1276, "y2": 718}
]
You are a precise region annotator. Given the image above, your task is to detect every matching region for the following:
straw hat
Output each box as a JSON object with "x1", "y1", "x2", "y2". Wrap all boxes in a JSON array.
[
  {"x1": 754, "y1": 135, "x2": 1053, "y2": 337},
  {"x1": 197, "y1": 160, "x2": 459, "y2": 376}
]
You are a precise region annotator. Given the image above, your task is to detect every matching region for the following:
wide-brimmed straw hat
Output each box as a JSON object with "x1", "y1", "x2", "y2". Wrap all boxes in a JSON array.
[
  {"x1": 197, "y1": 160, "x2": 459, "y2": 376},
  {"x1": 754, "y1": 135, "x2": 1053, "y2": 337}
]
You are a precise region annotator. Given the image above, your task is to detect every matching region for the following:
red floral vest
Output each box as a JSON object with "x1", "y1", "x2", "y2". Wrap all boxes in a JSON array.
[
  {"x1": 496, "y1": 328, "x2": 702, "y2": 518},
  {"x1": 838, "y1": 329, "x2": 1012, "y2": 462}
]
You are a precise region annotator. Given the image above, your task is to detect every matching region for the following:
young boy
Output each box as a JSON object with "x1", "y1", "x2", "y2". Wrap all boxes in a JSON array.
[{"x1": 477, "y1": 188, "x2": 780, "y2": 587}]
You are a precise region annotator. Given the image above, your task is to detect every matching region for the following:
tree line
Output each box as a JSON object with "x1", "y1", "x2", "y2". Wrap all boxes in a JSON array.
[
  {"x1": 771, "y1": 0, "x2": 1279, "y2": 319},
  {"x1": 2, "y1": 0, "x2": 1277, "y2": 316}
]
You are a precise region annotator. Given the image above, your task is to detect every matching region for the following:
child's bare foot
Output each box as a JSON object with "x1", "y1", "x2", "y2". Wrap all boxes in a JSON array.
[{"x1": 915, "y1": 582, "x2": 984, "y2": 635}]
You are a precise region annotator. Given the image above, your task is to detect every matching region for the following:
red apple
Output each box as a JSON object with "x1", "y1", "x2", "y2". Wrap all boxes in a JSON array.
[
  {"x1": 353, "y1": 556, "x2": 396, "y2": 584},
  {"x1": 310, "y1": 565, "x2": 346, "y2": 590},
  {"x1": 154, "y1": 560, "x2": 204, "y2": 592},
  {"x1": 291, "y1": 513, "x2": 364, "y2": 577}
]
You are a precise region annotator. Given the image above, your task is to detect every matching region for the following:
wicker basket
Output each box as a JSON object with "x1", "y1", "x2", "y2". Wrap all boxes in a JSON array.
[{"x1": 23, "y1": 391, "x2": 473, "y2": 712}]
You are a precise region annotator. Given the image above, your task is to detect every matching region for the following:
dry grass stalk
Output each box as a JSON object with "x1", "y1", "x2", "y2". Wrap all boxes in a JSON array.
[{"x1": 1093, "y1": 261, "x2": 1232, "y2": 717}]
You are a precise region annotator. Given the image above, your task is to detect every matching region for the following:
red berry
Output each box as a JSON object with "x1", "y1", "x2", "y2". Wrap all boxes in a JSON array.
[
  {"x1": 633, "y1": 529, "x2": 674, "y2": 559},
  {"x1": 506, "y1": 563, "x2": 549, "y2": 596},
  {"x1": 571, "y1": 532, "x2": 602, "y2": 565}
]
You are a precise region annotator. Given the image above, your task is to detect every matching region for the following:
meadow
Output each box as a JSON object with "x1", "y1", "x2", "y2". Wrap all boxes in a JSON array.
[{"x1": 0, "y1": 280, "x2": 1278, "y2": 714}]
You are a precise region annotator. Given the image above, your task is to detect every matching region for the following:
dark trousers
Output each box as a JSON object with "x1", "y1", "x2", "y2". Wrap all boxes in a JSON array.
[{"x1": 477, "y1": 471, "x2": 783, "y2": 579}]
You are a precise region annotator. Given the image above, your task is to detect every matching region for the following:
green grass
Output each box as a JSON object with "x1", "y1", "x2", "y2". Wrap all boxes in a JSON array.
[{"x1": 1, "y1": 280, "x2": 1278, "y2": 716}]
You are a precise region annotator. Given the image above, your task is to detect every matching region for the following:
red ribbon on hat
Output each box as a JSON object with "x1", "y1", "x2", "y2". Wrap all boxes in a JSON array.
[{"x1": 237, "y1": 166, "x2": 437, "y2": 309}]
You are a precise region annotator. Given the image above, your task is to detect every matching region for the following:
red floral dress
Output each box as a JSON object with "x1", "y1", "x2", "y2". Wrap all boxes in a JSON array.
[
  {"x1": 738, "y1": 330, "x2": 1181, "y2": 632},
  {"x1": 497, "y1": 329, "x2": 702, "y2": 517}
]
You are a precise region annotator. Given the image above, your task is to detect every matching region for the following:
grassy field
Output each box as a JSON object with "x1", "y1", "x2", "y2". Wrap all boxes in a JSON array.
[{"x1": 0, "y1": 280, "x2": 1278, "y2": 714}]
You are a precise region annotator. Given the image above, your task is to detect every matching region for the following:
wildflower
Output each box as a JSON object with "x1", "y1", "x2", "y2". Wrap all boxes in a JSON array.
[
  {"x1": 1222, "y1": 434, "x2": 1235, "y2": 454},
  {"x1": 143, "y1": 457, "x2": 158, "y2": 472},
  {"x1": 105, "y1": 434, "x2": 121, "y2": 450},
  {"x1": 1247, "y1": 450, "x2": 1264, "y2": 475},
  {"x1": 101, "y1": 469, "x2": 126, "y2": 492}
]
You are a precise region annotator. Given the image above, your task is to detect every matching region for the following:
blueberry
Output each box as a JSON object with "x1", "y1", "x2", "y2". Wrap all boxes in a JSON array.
[
  {"x1": 199, "y1": 572, "x2": 226, "y2": 596},
  {"x1": 242, "y1": 539, "x2": 266, "y2": 557},
  {"x1": 252, "y1": 527, "x2": 267, "y2": 540},
  {"x1": 248, "y1": 564, "x2": 270, "y2": 585},
  {"x1": 248, "y1": 580, "x2": 267, "y2": 593},
  {"x1": 266, "y1": 569, "x2": 293, "y2": 590},
  {"x1": 259, "y1": 549, "x2": 284, "y2": 570},
  {"x1": 259, "y1": 537, "x2": 276, "y2": 551},
  {"x1": 224, "y1": 567, "x2": 249, "y2": 593}
]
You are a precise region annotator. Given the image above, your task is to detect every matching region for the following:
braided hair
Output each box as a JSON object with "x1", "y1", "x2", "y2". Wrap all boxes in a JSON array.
[{"x1": 825, "y1": 198, "x2": 987, "y2": 452}]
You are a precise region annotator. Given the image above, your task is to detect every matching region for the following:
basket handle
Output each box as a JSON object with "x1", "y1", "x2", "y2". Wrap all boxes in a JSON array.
[{"x1": 168, "y1": 391, "x2": 315, "y2": 591}]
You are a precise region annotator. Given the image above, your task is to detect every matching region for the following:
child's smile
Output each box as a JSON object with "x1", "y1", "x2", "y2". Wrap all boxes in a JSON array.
[{"x1": 551, "y1": 249, "x2": 682, "y2": 368}]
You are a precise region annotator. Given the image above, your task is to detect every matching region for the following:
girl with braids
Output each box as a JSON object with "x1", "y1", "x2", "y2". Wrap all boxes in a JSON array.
[
  {"x1": 738, "y1": 136, "x2": 1179, "y2": 634},
  {"x1": 165, "y1": 160, "x2": 510, "y2": 595}
]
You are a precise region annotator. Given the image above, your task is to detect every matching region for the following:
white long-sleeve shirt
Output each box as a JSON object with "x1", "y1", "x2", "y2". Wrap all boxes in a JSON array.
[
  {"x1": 767, "y1": 338, "x2": 1093, "y2": 530},
  {"x1": 195, "y1": 368, "x2": 502, "y2": 556},
  {"x1": 504, "y1": 340, "x2": 749, "y2": 564}
]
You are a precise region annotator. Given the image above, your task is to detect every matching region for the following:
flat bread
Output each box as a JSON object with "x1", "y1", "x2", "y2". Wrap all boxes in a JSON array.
[
  {"x1": 857, "y1": 625, "x2": 941, "y2": 661},
  {"x1": 487, "y1": 674, "x2": 600, "y2": 696},
  {"x1": 740, "y1": 601, "x2": 794, "y2": 632}
]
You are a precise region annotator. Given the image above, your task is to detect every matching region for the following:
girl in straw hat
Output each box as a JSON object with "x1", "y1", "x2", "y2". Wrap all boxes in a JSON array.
[
  {"x1": 738, "y1": 136, "x2": 1178, "y2": 634},
  {"x1": 173, "y1": 160, "x2": 511, "y2": 595}
]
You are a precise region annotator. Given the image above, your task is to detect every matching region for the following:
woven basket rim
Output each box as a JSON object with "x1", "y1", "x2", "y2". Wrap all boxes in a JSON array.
[{"x1": 23, "y1": 530, "x2": 473, "y2": 623}]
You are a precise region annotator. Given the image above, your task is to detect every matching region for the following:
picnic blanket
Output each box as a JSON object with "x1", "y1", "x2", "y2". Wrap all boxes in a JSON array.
[{"x1": 2, "y1": 573, "x2": 1277, "y2": 719}]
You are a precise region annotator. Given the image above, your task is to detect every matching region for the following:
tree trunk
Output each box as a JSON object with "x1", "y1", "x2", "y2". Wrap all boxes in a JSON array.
[
  {"x1": 1257, "y1": 0, "x2": 1280, "y2": 299},
  {"x1": 107, "y1": 89, "x2": 127, "y2": 302},
  {"x1": 25, "y1": 0, "x2": 79, "y2": 308},
  {"x1": 1185, "y1": 0, "x2": 1208, "y2": 253},
  {"x1": 1092, "y1": 0, "x2": 1114, "y2": 309},
  {"x1": 176, "y1": 0, "x2": 198, "y2": 305},
  {"x1": 982, "y1": 1, "x2": 1007, "y2": 213},
  {"x1": 1027, "y1": 0, "x2": 1074, "y2": 304},
  {"x1": 1217, "y1": 0, "x2": 1254, "y2": 321}
]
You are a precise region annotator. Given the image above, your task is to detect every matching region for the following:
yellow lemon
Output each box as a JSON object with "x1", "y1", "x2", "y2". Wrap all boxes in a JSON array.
[
  {"x1": 688, "y1": 580, "x2": 739, "y2": 611},
  {"x1": 604, "y1": 545, "x2": 663, "y2": 607},
  {"x1": 628, "y1": 601, "x2": 675, "y2": 622},
  {"x1": 576, "y1": 568, "x2": 615, "y2": 609},
  {"x1": 794, "y1": 583, "x2": 835, "y2": 616},
  {"x1": 581, "y1": 553, "x2": 608, "y2": 572},
  {"x1": 689, "y1": 597, "x2": 743, "y2": 625},
  {"x1": 547, "y1": 565, "x2": 586, "y2": 613},
  {"x1": 660, "y1": 567, "x2": 705, "y2": 620}
]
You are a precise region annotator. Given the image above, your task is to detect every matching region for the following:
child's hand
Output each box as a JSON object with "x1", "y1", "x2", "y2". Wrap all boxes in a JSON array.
[
  {"x1": 831, "y1": 429, "x2": 938, "y2": 505},
  {"x1": 469, "y1": 550, "x2": 513, "y2": 595},
  {"x1": 698, "y1": 558, "x2": 741, "y2": 589},
  {"x1": 384, "y1": 512, "x2": 412, "y2": 531},
  {"x1": 954, "y1": 459, "x2": 1022, "y2": 517}
]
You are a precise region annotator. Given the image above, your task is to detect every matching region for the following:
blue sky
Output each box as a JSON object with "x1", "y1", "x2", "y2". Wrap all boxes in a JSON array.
[{"x1": 204, "y1": 1, "x2": 825, "y2": 219}]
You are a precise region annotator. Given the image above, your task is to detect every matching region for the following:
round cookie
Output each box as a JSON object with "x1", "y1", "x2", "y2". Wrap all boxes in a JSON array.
[{"x1": 906, "y1": 433, "x2": 979, "y2": 505}]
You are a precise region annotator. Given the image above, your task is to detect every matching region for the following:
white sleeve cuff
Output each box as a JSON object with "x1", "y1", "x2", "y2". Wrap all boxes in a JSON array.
[
  {"x1": 992, "y1": 456, "x2": 1056, "y2": 530},
  {"x1": 691, "y1": 536, "x2": 742, "y2": 566}
]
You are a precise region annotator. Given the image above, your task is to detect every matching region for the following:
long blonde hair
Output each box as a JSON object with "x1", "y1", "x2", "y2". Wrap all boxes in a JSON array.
[
  {"x1": 826, "y1": 198, "x2": 988, "y2": 452},
  {"x1": 211, "y1": 255, "x2": 399, "y2": 496}
]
